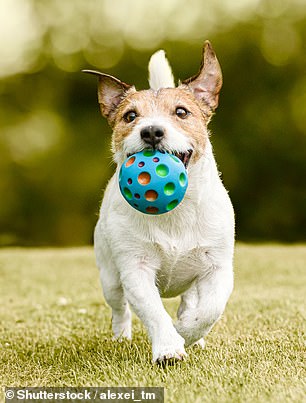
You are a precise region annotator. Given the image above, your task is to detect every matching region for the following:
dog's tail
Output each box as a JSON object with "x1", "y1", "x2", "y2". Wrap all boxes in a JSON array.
[{"x1": 148, "y1": 50, "x2": 175, "y2": 90}]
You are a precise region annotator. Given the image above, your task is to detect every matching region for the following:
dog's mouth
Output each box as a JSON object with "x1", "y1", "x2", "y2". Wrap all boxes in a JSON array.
[
  {"x1": 127, "y1": 149, "x2": 193, "y2": 168},
  {"x1": 172, "y1": 150, "x2": 193, "y2": 168}
]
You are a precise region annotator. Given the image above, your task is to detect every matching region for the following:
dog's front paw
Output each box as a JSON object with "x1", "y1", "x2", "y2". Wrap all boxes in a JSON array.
[
  {"x1": 152, "y1": 335, "x2": 187, "y2": 365},
  {"x1": 154, "y1": 348, "x2": 187, "y2": 365}
]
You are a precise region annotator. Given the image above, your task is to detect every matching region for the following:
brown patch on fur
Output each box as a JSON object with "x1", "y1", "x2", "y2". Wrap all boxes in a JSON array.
[
  {"x1": 112, "y1": 87, "x2": 212, "y2": 162},
  {"x1": 85, "y1": 41, "x2": 222, "y2": 165}
]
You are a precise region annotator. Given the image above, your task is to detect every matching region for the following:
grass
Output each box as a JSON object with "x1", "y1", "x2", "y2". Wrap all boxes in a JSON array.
[{"x1": 0, "y1": 244, "x2": 305, "y2": 402}]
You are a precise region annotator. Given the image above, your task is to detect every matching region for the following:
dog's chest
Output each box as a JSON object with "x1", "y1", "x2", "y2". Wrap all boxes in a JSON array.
[
  {"x1": 155, "y1": 244, "x2": 208, "y2": 297},
  {"x1": 123, "y1": 198, "x2": 217, "y2": 297}
]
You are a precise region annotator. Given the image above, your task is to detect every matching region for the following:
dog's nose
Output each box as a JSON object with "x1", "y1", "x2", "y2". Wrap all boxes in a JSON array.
[{"x1": 140, "y1": 125, "x2": 164, "y2": 146}]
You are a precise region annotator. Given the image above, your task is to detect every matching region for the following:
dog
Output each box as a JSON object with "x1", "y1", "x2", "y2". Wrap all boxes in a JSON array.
[{"x1": 83, "y1": 41, "x2": 235, "y2": 364}]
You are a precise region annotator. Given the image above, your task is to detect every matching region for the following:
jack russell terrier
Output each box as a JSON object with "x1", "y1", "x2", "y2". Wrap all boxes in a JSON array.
[{"x1": 83, "y1": 41, "x2": 235, "y2": 364}]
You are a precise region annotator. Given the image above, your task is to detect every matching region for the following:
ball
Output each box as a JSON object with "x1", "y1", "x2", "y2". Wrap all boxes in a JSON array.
[{"x1": 118, "y1": 149, "x2": 188, "y2": 215}]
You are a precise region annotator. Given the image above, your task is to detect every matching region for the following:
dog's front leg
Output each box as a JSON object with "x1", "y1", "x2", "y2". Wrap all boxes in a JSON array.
[
  {"x1": 175, "y1": 262, "x2": 233, "y2": 347},
  {"x1": 120, "y1": 259, "x2": 186, "y2": 363}
]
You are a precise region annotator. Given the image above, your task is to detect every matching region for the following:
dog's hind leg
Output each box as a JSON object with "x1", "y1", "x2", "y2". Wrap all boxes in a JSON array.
[
  {"x1": 95, "y1": 230, "x2": 132, "y2": 340},
  {"x1": 175, "y1": 262, "x2": 233, "y2": 347},
  {"x1": 177, "y1": 283, "x2": 198, "y2": 319},
  {"x1": 99, "y1": 264, "x2": 132, "y2": 340},
  {"x1": 177, "y1": 283, "x2": 206, "y2": 349}
]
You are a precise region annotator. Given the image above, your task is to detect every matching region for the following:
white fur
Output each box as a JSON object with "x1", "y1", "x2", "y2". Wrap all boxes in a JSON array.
[
  {"x1": 94, "y1": 51, "x2": 235, "y2": 363},
  {"x1": 148, "y1": 50, "x2": 175, "y2": 90},
  {"x1": 94, "y1": 139, "x2": 234, "y2": 362}
]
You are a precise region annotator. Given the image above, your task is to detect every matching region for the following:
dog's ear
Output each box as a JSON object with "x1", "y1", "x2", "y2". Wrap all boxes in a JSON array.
[
  {"x1": 182, "y1": 41, "x2": 222, "y2": 112},
  {"x1": 82, "y1": 70, "x2": 134, "y2": 124}
]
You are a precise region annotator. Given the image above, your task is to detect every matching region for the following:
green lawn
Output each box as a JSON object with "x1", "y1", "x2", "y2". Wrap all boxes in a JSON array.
[{"x1": 0, "y1": 244, "x2": 305, "y2": 403}]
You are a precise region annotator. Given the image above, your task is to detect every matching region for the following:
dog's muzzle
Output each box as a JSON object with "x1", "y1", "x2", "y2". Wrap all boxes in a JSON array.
[{"x1": 140, "y1": 125, "x2": 164, "y2": 147}]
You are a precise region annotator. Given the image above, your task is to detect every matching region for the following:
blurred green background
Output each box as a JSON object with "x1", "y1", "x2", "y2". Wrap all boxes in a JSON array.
[{"x1": 0, "y1": 0, "x2": 305, "y2": 246}]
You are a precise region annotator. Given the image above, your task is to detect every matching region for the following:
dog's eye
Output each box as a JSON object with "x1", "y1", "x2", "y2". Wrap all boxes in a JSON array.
[
  {"x1": 124, "y1": 111, "x2": 137, "y2": 123},
  {"x1": 176, "y1": 107, "x2": 190, "y2": 119}
]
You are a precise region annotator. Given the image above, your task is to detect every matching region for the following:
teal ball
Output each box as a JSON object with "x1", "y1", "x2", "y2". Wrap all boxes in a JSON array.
[{"x1": 118, "y1": 150, "x2": 188, "y2": 215}]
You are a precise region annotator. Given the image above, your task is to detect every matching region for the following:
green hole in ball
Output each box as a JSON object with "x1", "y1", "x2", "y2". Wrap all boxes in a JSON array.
[
  {"x1": 179, "y1": 172, "x2": 187, "y2": 187},
  {"x1": 156, "y1": 164, "x2": 169, "y2": 177},
  {"x1": 164, "y1": 182, "x2": 175, "y2": 196},
  {"x1": 123, "y1": 187, "x2": 133, "y2": 200},
  {"x1": 143, "y1": 149, "x2": 155, "y2": 157},
  {"x1": 167, "y1": 199, "x2": 179, "y2": 211}
]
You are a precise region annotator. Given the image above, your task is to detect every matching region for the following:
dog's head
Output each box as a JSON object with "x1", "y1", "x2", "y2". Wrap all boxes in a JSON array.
[{"x1": 84, "y1": 41, "x2": 222, "y2": 167}]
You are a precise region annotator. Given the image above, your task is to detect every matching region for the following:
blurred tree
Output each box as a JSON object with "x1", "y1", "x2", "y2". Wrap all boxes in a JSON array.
[{"x1": 0, "y1": 0, "x2": 305, "y2": 245}]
